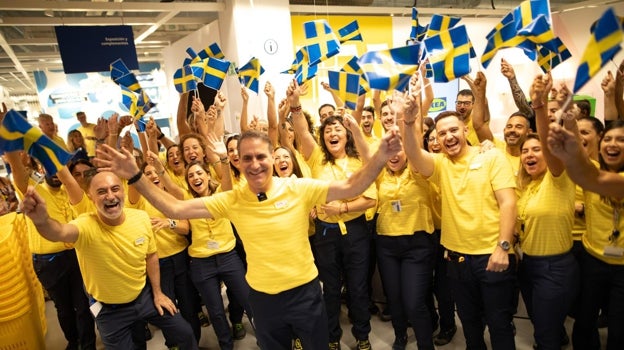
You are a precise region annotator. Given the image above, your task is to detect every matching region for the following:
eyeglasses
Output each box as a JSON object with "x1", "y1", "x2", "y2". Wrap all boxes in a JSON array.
[{"x1": 455, "y1": 101, "x2": 473, "y2": 107}]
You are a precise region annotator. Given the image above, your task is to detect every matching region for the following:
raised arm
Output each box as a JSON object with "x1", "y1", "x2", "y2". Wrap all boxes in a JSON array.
[
  {"x1": 239, "y1": 86, "x2": 250, "y2": 132},
  {"x1": 602, "y1": 71, "x2": 619, "y2": 122},
  {"x1": 321, "y1": 81, "x2": 344, "y2": 109},
  {"x1": 264, "y1": 82, "x2": 279, "y2": 148},
  {"x1": 176, "y1": 92, "x2": 192, "y2": 136},
  {"x1": 615, "y1": 58, "x2": 624, "y2": 120},
  {"x1": 287, "y1": 80, "x2": 317, "y2": 159},
  {"x1": 20, "y1": 186, "x2": 79, "y2": 243},
  {"x1": 95, "y1": 144, "x2": 213, "y2": 220},
  {"x1": 530, "y1": 73, "x2": 565, "y2": 177},
  {"x1": 547, "y1": 123, "x2": 624, "y2": 198},
  {"x1": 501, "y1": 58, "x2": 533, "y2": 117},
  {"x1": 398, "y1": 90, "x2": 435, "y2": 176},
  {"x1": 463, "y1": 72, "x2": 493, "y2": 142},
  {"x1": 342, "y1": 113, "x2": 371, "y2": 163},
  {"x1": 326, "y1": 128, "x2": 401, "y2": 202}
]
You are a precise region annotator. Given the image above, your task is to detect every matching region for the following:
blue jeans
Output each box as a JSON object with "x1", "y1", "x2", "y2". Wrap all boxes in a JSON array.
[
  {"x1": 519, "y1": 251, "x2": 579, "y2": 350},
  {"x1": 189, "y1": 250, "x2": 251, "y2": 350},
  {"x1": 159, "y1": 249, "x2": 201, "y2": 343},
  {"x1": 573, "y1": 248, "x2": 624, "y2": 350},
  {"x1": 314, "y1": 215, "x2": 372, "y2": 342},
  {"x1": 376, "y1": 231, "x2": 436, "y2": 349},
  {"x1": 447, "y1": 252, "x2": 517, "y2": 350},
  {"x1": 95, "y1": 284, "x2": 197, "y2": 349},
  {"x1": 33, "y1": 249, "x2": 95, "y2": 350},
  {"x1": 249, "y1": 278, "x2": 328, "y2": 350}
]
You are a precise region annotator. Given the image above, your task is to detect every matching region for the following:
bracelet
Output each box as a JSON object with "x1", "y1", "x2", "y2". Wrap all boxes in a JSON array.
[
  {"x1": 127, "y1": 170, "x2": 143, "y2": 185},
  {"x1": 157, "y1": 133, "x2": 165, "y2": 140},
  {"x1": 403, "y1": 119, "x2": 416, "y2": 125},
  {"x1": 290, "y1": 105, "x2": 302, "y2": 113},
  {"x1": 531, "y1": 103, "x2": 544, "y2": 110}
]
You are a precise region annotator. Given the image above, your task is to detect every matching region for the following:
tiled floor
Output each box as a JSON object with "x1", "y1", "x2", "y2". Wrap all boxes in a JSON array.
[{"x1": 43, "y1": 295, "x2": 608, "y2": 349}]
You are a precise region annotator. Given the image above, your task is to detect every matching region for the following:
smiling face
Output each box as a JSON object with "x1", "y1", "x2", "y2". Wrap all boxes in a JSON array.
[
  {"x1": 143, "y1": 164, "x2": 163, "y2": 190},
  {"x1": 319, "y1": 105, "x2": 335, "y2": 123},
  {"x1": 88, "y1": 172, "x2": 125, "y2": 226},
  {"x1": 504, "y1": 115, "x2": 530, "y2": 147},
  {"x1": 386, "y1": 149, "x2": 407, "y2": 172},
  {"x1": 182, "y1": 137, "x2": 206, "y2": 165},
  {"x1": 547, "y1": 100, "x2": 561, "y2": 123},
  {"x1": 455, "y1": 95, "x2": 473, "y2": 119},
  {"x1": 427, "y1": 129, "x2": 442, "y2": 153},
  {"x1": 273, "y1": 147, "x2": 294, "y2": 178},
  {"x1": 186, "y1": 163, "x2": 211, "y2": 197},
  {"x1": 166, "y1": 145, "x2": 184, "y2": 175},
  {"x1": 227, "y1": 137, "x2": 241, "y2": 170},
  {"x1": 436, "y1": 115, "x2": 468, "y2": 159},
  {"x1": 521, "y1": 138, "x2": 547, "y2": 180},
  {"x1": 71, "y1": 163, "x2": 94, "y2": 191},
  {"x1": 322, "y1": 120, "x2": 348, "y2": 159},
  {"x1": 361, "y1": 110, "x2": 375, "y2": 135},
  {"x1": 380, "y1": 104, "x2": 395, "y2": 131},
  {"x1": 239, "y1": 136, "x2": 274, "y2": 194},
  {"x1": 69, "y1": 130, "x2": 84, "y2": 149},
  {"x1": 600, "y1": 126, "x2": 624, "y2": 172},
  {"x1": 577, "y1": 119, "x2": 600, "y2": 158}
]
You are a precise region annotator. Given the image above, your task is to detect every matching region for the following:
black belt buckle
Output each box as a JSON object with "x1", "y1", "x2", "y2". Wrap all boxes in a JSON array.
[{"x1": 444, "y1": 250, "x2": 465, "y2": 263}]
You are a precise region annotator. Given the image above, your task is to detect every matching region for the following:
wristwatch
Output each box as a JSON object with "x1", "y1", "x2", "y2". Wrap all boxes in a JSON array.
[
  {"x1": 498, "y1": 240, "x2": 511, "y2": 251},
  {"x1": 168, "y1": 219, "x2": 177, "y2": 230}
]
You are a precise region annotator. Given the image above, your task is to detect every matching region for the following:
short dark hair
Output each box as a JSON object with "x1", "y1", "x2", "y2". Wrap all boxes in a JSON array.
[
  {"x1": 578, "y1": 116, "x2": 604, "y2": 135},
  {"x1": 238, "y1": 130, "x2": 272, "y2": 155},
  {"x1": 456, "y1": 89, "x2": 474, "y2": 102},
  {"x1": 362, "y1": 106, "x2": 375, "y2": 117},
  {"x1": 435, "y1": 111, "x2": 462, "y2": 124},
  {"x1": 318, "y1": 103, "x2": 336, "y2": 117}
]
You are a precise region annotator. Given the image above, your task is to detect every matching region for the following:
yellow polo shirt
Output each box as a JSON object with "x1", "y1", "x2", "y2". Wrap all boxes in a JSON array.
[{"x1": 203, "y1": 177, "x2": 328, "y2": 294}]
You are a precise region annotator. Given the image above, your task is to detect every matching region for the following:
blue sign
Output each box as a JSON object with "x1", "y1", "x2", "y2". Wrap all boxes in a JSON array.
[{"x1": 55, "y1": 25, "x2": 139, "y2": 74}]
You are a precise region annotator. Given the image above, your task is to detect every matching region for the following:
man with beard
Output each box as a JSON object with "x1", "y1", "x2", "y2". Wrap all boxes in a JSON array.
[
  {"x1": 454, "y1": 89, "x2": 484, "y2": 147},
  {"x1": 4, "y1": 151, "x2": 96, "y2": 350},
  {"x1": 360, "y1": 106, "x2": 379, "y2": 146},
  {"x1": 398, "y1": 91, "x2": 518, "y2": 350},
  {"x1": 466, "y1": 71, "x2": 532, "y2": 176},
  {"x1": 19, "y1": 170, "x2": 198, "y2": 349}
]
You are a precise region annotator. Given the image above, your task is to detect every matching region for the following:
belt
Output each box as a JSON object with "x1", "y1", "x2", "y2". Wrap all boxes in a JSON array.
[
  {"x1": 32, "y1": 250, "x2": 69, "y2": 262},
  {"x1": 444, "y1": 249, "x2": 465, "y2": 263}
]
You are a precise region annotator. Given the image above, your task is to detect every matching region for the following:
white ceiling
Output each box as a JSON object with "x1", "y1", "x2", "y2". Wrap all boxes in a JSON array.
[{"x1": 0, "y1": 0, "x2": 616, "y2": 97}]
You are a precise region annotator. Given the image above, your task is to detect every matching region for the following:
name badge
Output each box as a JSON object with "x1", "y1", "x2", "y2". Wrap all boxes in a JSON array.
[
  {"x1": 275, "y1": 200, "x2": 288, "y2": 209},
  {"x1": 90, "y1": 301, "x2": 102, "y2": 318},
  {"x1": 391, "y1": 200, "x2": 402, "y2": 213},
  {"x1": 207, "y1": 240, "x2": 220, "y2": 250},
  {"x1": 604, "y1": 246, "x2": 624, "y2": 257},
  {"x1": 469, "y1": 163, "x2": 482, "y2": 170},
  {"x1": 134, "y1": 237, "x2": 145, "y2": 246}
]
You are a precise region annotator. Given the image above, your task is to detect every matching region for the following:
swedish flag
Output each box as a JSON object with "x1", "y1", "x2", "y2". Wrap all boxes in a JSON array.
[
  {"x1": 338, "y1": 20, "x2": 363, "y2": 43},
  {"x1": 512, "y1": 0, "x2": 550, "y2": 32},
  {"x1": 328, "y1": 71, "x2": 360, "y2": 110},
  {"x1": 192, "y1": 57, "x2": 230, "y2": 91},
  {"x1": 282, "y1": 48, "x2": 308, "y2": 75},
  {"x1": 121, "y1": 85, "x2": 138, "y2": 113},
  {"x1": 0, "y1": 110, "x2": 72, "y2": 176},
  {"x1": 173, "y1": 65, "x2": 198, "y2": 93},
  {"x1": 358, "y1": 44, "x2": 421, "y2": 92},
  {"x1": 426, "y1": 14, "x2": 461, "y2": 38},
  {"x1": 410, "y1": 8, "x2": 428, "y2": 41},
  {"x1": 574, "y1": 8, "x2": 623, "y2": 93},
  {"x1": 304, "y1": 20, "x2": 341, "y2": 66},
  {"x1": 183, "y1": 43, "x2": 225, "y2": 66},
  {"x1": 136, "y1": 90, "x2": 156, "y2": 120},
  {"x1": 536, "y1": 38, "x2": 571, "y2": 73},
  {"x1": 424, "y1": 25, "x2": 473, "y2": 83},
  {"x1": 110, "y1": 58, "x2": 141, "y2": 93},
  {"x1": 481, "y1": 20, "x2": 537, "y2": 68},
  {"x1": 236, "y1": 57, "x2": 265, "y2": 94},
  {"x1": 341, "y1": 56, "x2": 369, "y2": 95}
]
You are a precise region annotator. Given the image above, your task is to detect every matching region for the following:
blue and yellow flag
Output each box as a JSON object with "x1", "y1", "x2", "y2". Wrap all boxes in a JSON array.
[
  {"x1": 536, "y1": 38, "x2": 571, "y2": 73},
  {"x1": 512, "y1": 0, "x2": 550, "y2": 32},
  {"x1": 173, "y1": 65, "x2": 199, "y2": 93},
  {"x1": 424, "y1": 25, "x2": 473, "y2": 83},
  {"x1": 191, "y1": 57, "x2": 230, "y2": 91},
  {"x1": 410, "y1": 8, "x2": 428, "y2": 41},
  {"x1": 574, "y1": 8, "x2": 623, "y2": 93},
  {"x1": 0, "y1": 110, "x2": 72, "y2": 175},
  {"x1": 481, "y1": 20, "x2": 537, "y2": 68},
  {"x1": 338, "y1": 20, "x2": 363, "y2": 43},
  {"x1": 236, "y1": 57, "x2": 265, "y2": 94},
  {"x1": 282, "y1": 47, "x2": 318, "y2": 84},
  {"x1": 341, "y1": 56, "x2": 369, "y2": 95},
  {"x1": 120, "y1": 86, "x2": 155, "y2": 124},
  {"x1": 183, "y1": 43, "x2": 226, "y2": 66},
  {"x1": 304, "y1": 20, "x2": 341, "y2": 66},
  {"x1": 110, "y1": 58, "x2": 141, "y2": 93},
  {"x1": 426, "y1": 14, "x2": 462, "y2": 38},
  {"x1": 282, "y1": 48, "x2": 307, "y2": 75},
  {"x1": 328, "y1": 71, "x2": 360, "y2": 110},
  {"x1": 358, "y1": 44, "x2": 421, "y2": 92}
]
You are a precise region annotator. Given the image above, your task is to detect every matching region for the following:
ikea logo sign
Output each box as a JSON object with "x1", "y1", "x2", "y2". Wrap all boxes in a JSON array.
[{"x1": 429, "y1": 98, "x2": 447, "y2": 112}]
